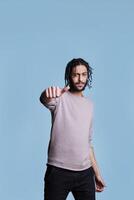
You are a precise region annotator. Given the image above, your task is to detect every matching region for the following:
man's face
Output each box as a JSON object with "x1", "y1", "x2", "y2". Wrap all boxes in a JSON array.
[{"x1": 69, "y1": 65, "x2": 88, "y2": 92}]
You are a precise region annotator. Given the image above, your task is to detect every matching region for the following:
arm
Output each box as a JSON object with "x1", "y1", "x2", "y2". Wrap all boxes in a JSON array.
[
  {"x1": 40, "y1": 89, "x2": 54, "y2": 105},
  {"x1": 39, "y1": 85, "x2": 70, "y2": 111},
  {"x1": 90, "y1": 145, "x2": 106, "y2": 192},
  {"x1": 39, "y1": 88, "x2": 57, "y2": 112}
]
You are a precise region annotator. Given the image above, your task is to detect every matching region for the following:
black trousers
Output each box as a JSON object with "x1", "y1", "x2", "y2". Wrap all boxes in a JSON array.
[{"x1": 44, "y1": 164, "x2": 96, "y2": 200}]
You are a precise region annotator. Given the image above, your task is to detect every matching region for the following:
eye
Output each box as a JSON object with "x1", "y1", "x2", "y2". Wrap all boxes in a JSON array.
[
  {"x1": 83, "y1": 73, "x2": 88, "y2": 76},
  {"x1": 71, "y1": 73, "x2": 78, "y2": 77}
]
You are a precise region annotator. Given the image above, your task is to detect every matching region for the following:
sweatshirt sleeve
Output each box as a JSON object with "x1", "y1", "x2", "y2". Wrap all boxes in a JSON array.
[
  {"x1": 89, "y1": 118, "x2": 93, "y2": 143},
  {"x1": 89, "y1": 101, "x2": 94, "y2": 143},
  {"x1": 42, "y1": 97, "x2": 60, "y2": 112}
]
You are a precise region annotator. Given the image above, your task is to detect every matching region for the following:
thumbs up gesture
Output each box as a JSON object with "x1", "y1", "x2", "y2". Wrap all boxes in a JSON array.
[
  {"x1": 40, "y1": 85, "x2": 70, "y2": 107},
  {"x1": 45, "y1": 85, "x2": 70, "y2": 98}
]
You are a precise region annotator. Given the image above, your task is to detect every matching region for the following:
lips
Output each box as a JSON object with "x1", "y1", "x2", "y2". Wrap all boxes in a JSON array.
[{"x1": 76, "y1": 84, "x2": 84, "y2": 87}]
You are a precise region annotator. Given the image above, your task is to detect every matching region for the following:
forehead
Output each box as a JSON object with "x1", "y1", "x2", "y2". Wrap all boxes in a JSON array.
[{"x1": 71, "y1": 65, "x2": 87, "y2": 73}]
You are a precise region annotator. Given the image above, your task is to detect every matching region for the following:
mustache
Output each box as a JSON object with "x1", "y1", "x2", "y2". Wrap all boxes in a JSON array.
[{"x1": 76, "y1": 82, "x2": 86, "y2": 85}]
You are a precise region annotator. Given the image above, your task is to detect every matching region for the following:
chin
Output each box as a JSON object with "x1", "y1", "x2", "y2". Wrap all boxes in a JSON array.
[
  {"x1": 69, "y1": 83, "x2": 87, "y2": 92},
  {"x1": 76, "y1": 85, "x2": 86, "y2": 91},
  {"x1": 75, "y1": 87, "x2": 85, "y2": 92}
]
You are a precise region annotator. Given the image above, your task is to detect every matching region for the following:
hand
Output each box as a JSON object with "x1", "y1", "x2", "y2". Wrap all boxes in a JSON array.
[
  {"x1": 45, "y1": 85, "x2": 70, "y2": 98},
  {"x1": 95, "y1": 175, "x2": 106, "y2": 192}
]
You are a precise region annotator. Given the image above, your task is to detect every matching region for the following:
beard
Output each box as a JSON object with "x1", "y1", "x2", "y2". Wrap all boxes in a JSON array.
[{"x1": 69, "y1": 79, "x2": 88, "y2": 92}]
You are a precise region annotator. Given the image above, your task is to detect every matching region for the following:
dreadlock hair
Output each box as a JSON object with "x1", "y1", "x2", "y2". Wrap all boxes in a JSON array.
[{"x1": 64, "y1": 58, "x2": 93, "y2": 89}]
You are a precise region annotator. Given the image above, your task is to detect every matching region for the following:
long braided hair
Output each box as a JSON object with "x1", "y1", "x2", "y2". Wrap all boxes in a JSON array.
[{"x1": 64, "y1": 58, "x2": 93, "y2": 89}]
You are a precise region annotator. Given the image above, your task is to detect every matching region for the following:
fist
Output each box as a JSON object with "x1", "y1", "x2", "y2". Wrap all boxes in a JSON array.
[{"x1": 45, "y1": 85, "x2": 70, "y2": 98}]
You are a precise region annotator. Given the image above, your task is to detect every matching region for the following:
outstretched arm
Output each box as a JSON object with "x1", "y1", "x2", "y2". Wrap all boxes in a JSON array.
[
  {"x1": 40, "y1": 86, "x2": 70, "y2": 103},
  {"x1": 39, "y1": 85, "x2": 70, "y2": 111},
  {"x1": 89, "y1": 145, "x2": 106, "y2": 192}
]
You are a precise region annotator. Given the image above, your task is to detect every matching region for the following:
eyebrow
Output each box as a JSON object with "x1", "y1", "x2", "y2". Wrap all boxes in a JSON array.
[{"x1": 72, "y1": 72, "x2": 88, "y2": 75}]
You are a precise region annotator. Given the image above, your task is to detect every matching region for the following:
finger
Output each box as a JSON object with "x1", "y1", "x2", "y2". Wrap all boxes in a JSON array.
[
  {"x1": 96, "y1": 188, "x2": 104, "y2": 192},
  {"x1": 56, "y1": 86, "x2": 62, "y2": 97},
  {"x1": 48, "y1": 87, "x2": 52, "y2": 98},
  {"x1": 52, "y1": 86, "x2": 56, "y2": 98},
  {"x1": 96, "y1": 186, "x2": 104, "y2": 192},
  {"x1": 99, "y1": 180, "x2": 106, "y2": 187},
  {"x1": 61, "y1": 85, "x2": 70, "y2": 94},
  {"x1": 45, "y1": 89, "x2": 49, "y2": 98}
]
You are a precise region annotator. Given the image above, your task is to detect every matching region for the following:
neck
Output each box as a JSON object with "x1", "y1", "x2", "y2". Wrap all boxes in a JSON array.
[{"x1": 69, "y1": 90, "x2": 84, "y2": 97}]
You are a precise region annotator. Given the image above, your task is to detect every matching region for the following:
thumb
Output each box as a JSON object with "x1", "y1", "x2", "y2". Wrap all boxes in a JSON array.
[{"x1": 61, "y1": 85, "x2": 70, "y2": 94}]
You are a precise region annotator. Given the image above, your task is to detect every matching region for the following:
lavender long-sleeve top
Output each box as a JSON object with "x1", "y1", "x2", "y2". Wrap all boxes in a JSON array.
[{"x1": 43, "y1": 90, "x2": 94, "y2": 171}]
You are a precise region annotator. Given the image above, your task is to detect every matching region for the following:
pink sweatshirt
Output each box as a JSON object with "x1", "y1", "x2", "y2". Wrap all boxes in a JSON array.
[{"x1": 43, "y1": 90, "x2": 94, "y2": 171}]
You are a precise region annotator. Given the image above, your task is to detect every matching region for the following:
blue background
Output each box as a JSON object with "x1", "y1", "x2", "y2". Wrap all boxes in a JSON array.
[{"x1": 0, "y1": 0, "x2": 134, "y2": 199}]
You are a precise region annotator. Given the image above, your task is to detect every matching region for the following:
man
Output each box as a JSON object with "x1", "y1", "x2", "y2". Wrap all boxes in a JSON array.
[{"x1": 40, "y1": 58, "x2": 106, "y2": 200}]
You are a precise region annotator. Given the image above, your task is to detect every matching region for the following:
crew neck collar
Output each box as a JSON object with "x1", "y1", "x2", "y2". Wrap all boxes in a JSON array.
[{"x1": 67, "y1": 90, "x2": 85, "y2": 99}]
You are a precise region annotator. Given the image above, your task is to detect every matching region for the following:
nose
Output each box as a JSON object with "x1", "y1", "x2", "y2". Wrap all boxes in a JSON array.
[{"x1": 79, "y1": 75, "x2": 83, "y2": 82}]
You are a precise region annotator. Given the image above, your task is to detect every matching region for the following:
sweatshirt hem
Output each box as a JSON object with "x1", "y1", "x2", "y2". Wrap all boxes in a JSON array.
[{"x1": 46, "y1": 161, "x2": 92, "y2": 171}]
